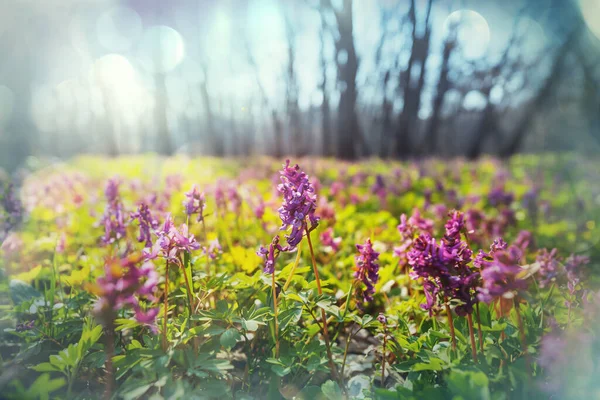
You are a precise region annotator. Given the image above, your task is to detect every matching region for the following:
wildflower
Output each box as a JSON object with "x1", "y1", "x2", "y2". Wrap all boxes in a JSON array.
[
  {"x1": 99, "y1": 178, "x2": 126, "y2": 245},
  {"x1": 204, "y1": 239, "x2": 223, "y2": 260},
  {"x1": 131, "y1": 203, "x2": 159, "y2": 248},
  {"x1": 55, "y1": 232, "x2": 66, "y2": 254},
  {"x1": 488, "y1": 185, "x2": 514, "y2": 207},
  {"x1": 354, "y1": 239, "x2": 380, "y2": 304},
  {"x1": 15, "y1": 320, "x2": 35, "y2": 332},
  {"x1": 320, "y1": 228, "x2": 342, "y2": 253},
  {"x1": 536, "y1": 248, "x2": 560, "y2": 288},
  {"x1": 477, "y1": 245, "x2": 528, "y2": 303},
  {"x1": 377, "y1": 313, "x2": 387, "y2": 324},
  {"x1": 513, "y1": 230, "x2": 534, "y2": 253},
  {"x1": 257, "y1": 236, "x2": 282, "y2": 274},
  {"x1": 1, "y1": 183, "x2": 23, "y2": 241},
  {"x1": 371, "y1": 175, "x2": 387, "y2": 205},
  {"x1": 408, "y1": 212, "x2": 478, "y2": 315},
  {"x1": 183, "y1": 185, "x2": 206, "y2": 223},
  {"x1": 276, "y1": 160, "x2": 319, "y2": 249},
  {"x1": 227, "y1": 186, "x2": 242, "y2": 214},
  {"x1": 90, "y1": 254, "x2": 159, "y2": 331},
  {"x1": 142, "y1": 214, "x2": 200, "y2": 262}
]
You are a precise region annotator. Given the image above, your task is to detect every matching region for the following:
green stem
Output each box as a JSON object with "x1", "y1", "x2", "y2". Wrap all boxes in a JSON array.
[
  {"x1": 272, "y1": 271, "x2": 279, "y2": 358},
  {"x1": 476, "y1": 302, "x2": 484, "y2": 353},
  {"x1": 305, "y1": 226, "x2": 340, "y2": 384},
  {"x1": 163, "y1": 261, "x2": 169, "y2": 351},
  {"x1": 282, "y1": 245, "x2": 302, "y2": 293}
]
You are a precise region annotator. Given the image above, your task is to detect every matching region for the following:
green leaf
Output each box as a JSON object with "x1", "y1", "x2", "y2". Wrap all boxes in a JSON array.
[
  {"x1": 447, "y1": 370, "x2": 490, "y2": 400},
  {"x1": 413, "y1": 357, "x2": 446, "y2": 371},
  {"x1": 271, "y1": 364, "x2": 292, "y2": 377},
  {"x1": 220, "y1": 328, "x2": 241, "y2": 349},
  {"x1": 31, "y1": 362, "x2": 62, "y2": 373},
  {"x1": 10, "y1": 280, "x2": 42, "y2": 305},
  {"x1": 321, "y1": 380, "x2": 343, "y2": 400},
  {"x1": 278, "y1": 307, "x2": 302, "y2": 331}
]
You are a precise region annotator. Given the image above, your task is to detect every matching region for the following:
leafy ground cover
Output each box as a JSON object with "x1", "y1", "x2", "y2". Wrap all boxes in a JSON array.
[{"x1": 0, "y1": 155, "x2": 599, "y2": 399}]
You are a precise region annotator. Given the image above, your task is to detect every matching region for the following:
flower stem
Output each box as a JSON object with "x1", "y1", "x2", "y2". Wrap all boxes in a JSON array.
[
  {"x1": 201, "y1": 219, "x2": 211, "y2": 276},
  {"x1": 162, "y1": 261, "x2": 169, "y2": 351},
  {"x1": 104, "y1": 323, "x2": 115, "y2": 400},
  {"x1": 467, "y1": 313, "x2": 478, "y2": 362},
  {"x1": 381, "y1": 327, "x2": 387, "y2": 386},
  {"x1": 272, "y1": 270, "x2": 280, "y2": 358},
  {"x1": 444, "y1": 298, "x2": 457, "y2": 351},
  {"x1": 282, "y1": 245, "x2": 302, "y2": 293},
  {"x1": 340, "y1": 327, "x2": 356, "y2": 381},
  {"x1": 306, "y1": 227, "x2": 340, "y2": 383},
  {"x1": 513, "y1": 297, "x2": 531, "y2": 375},
  {"x1": 475, "y1": 302, "x2": 484, "y2": 353},
  {"x1": 180, "y1": 257, "x2": 194, "y2": 315}
]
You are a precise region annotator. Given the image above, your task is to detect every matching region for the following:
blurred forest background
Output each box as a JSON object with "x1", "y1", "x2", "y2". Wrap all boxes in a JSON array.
[{"x1": 1, "y1": 0, "x2": 600, "y2": 171}]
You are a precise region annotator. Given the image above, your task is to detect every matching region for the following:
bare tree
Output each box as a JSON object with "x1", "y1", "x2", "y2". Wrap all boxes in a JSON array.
[
  {"x1": 319, "y1": 12, "x2": 334, "y2": 157},
  {"x1": 283, "y1": 10, "x2": 304, "y2": 156},
  {"x1": 321, "y1": 0, "x2": 361, "y2": 160}
]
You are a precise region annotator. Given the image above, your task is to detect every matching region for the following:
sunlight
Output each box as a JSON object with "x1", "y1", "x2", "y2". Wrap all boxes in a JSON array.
[
  {"x1": 137, "y1": 26, "x2": 186, "y2": 75},
  {"x1": 580, "y1": 0, "x2": 600, "y2": 41},
  {"x1": 443, "y1": 9, "x2": 491, "y2": 60}
]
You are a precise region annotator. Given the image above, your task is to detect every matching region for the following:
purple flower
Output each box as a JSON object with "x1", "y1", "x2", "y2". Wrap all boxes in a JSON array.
[
  {"x1": 513, "y1": 230, "x2": 534, "y2": 253},
  {"x1": 408, "y1": 212, "x2": 478, "y2": 315},
  {"x1": 0, "y1": 182, "x2": 23, "y2": 242},
  {"x1": 477, "y1": 245, "x2": 528, "y2": 303},
  {"x1": 16, "y1": 320, "x2": 35, "y2": 332},
  {"x1": 227, "y1": 186, "x2": 242, "y2": 214},
  {"x1": 257, "y1": 236, "x2": 282, "y2": 274},
  {"x1": 488, "y1": 185, "x2": 514, "y2": 207},
  {"x1": 354, "y1": 239, "x2": 380, "y2": 304},
  {"x1": 536, "y1": 248, "x2": 560, "y2": 288},
  {"x1": 371, "y1": 175, "x2": 387, "y2": 205},
  {"x1": 183, "y1": 185, "x2": 206, "y2": 223},
  {"x1": 377, "y1": 313, "x2": 387, "y2": 324},
  {"x1": 276, "y1": 160, "x2": 319, "y2": 249},
  {"x1": 172, "y1": 223, "x2": 201, "y2": 253},
  {"x1": 143, "y1": 214, "x2": 200, "y2": 262},
  {"x1": 98, "y1": 178, "x2": 127, "y2": 245},
  {"x1": 320, "y1": 228, "x2": 341, "y2": 253},
  {"x1": 90, "y1": 254, "x2": 159, "y2": 331},
  {"x1": 131, "y1": 203, "x2": 159, "y2": 248},
  {"x1": 204, "y1": 239, "x2": 223, "y2": 260}
]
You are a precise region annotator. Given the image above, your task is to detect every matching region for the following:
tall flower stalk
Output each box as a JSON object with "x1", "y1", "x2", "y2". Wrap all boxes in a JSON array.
[
  {"x1": 261, "y1": 160, "x2": 339, "y2": 381},
  {"x1": 257, "y1": 236, "x2": 282, "y2": 357}
]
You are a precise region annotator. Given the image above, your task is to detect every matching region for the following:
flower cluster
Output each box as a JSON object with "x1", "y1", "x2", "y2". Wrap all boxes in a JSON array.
[
  {"x1": 371, "y1": 174, "x2": 387, "y2": 205},
  {"x1": 477, "y1": 245, "x2": 527, "y2": 303},
  {"x1": 183, "y1": 185, "x2": 206, "y2": 223},
  {"x1": 407, "y1": 211, "x2": 478, "y2": 315},
  {"x1": 354, "y1": 238, "x2": 380, "y2": 304},
  {"x1": 257, "y1": 236, "x2": 283, "y2": 274},
  {"x1": 144, "y1": 214, "x2": 200, "y2": 263},
  {"x1": 99, "y1": 178, "x2": 126, "y2": 245},
  {"x1": 320, "y1": 228, "x2": 342, "y2": 253},
  {"x1": 90, "y1": 253, "x2": 159, "y2": 331},
  {"x1": 393, "y1": 208, "x2": 433, "y2": 263},
  {"x1": 276, "y1": 160, "x2": 319, "y2": 249},
  {"x1": 536, "y1": 248, "x2": 560, "y2": 288},
  {"x1": 204, "y1": 238, "x2": 223, "y2": 260},
  {"x1": 1, "y1": 183, "x2": 23, "y2": 242},
  {"x1": 131, "y1": 203, "x2": 159, "y2": 248}
]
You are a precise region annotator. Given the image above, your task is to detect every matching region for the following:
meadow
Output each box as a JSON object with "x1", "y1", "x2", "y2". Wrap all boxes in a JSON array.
[{"x1": 0, "y1": 154, "x2": 599, "y2": 399}]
